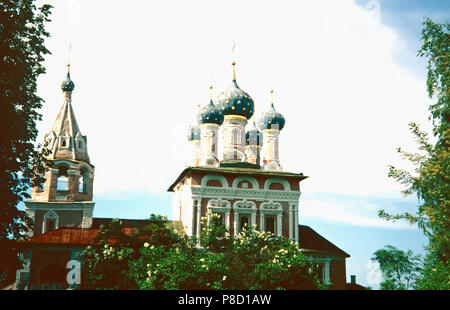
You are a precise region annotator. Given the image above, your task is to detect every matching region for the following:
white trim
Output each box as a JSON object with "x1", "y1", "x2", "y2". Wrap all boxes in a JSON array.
[
  {"x1": 42, "y1": 210, "x2": 59, "y2": 234},
  {"x1": 260, "y1": 201, "x2": 283, "y2": 236},
  {"x1": 264, "y1": 178, "x2": 291, "y2": 191},
  {"x1": 231, "y1": 176, "x2": 259, "y2": 189},
  {"x1": 191, "y1": 186, "x2": 300, "y2": 202},
  {"x1": 207, "y1": 198, "x2": 231, "y2": 229},
  {"x1": 201, "y1": 175, "x2": 229, "y2": 188}
]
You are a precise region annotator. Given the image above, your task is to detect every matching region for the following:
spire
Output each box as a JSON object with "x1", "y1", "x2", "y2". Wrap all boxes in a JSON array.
[
  {"x1": 67, "y1": 44, "x2": 71, "y2": 74},
  {"x1": 270, "y1": 76, "x2": 275, "y2": 109},
  {"x1": 45, "y1": 54, "x2": 89, "y2": 163},
  {"x1": 232, "y1": 40, "x2": 236, "y2": 81}
]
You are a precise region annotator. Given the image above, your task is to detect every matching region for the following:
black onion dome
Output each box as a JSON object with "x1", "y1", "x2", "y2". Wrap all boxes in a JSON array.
[
  {"x1": 197, "y1": 100, "x2": 224, "y2": 125},
  {"x1": 187, "y1": 124, "x2": 200, "y2": 141},
  {"x1": 61, "y1": 72, "x2": 75, "y2": 92},
  {"x1": 218, "y1": 80, "x2": 254, "y2": 119},
  {"x1": 246, "y1": 123, "x2": 263, "y2": 146},
  {"x1": 258, "y1": 103, "x2": 285, "y2": 131}
]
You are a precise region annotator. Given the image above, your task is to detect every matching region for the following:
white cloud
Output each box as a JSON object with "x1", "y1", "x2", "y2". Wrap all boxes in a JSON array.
[
  {"x1": 300, "y1": 199, "x2": 417, "y2": 230},
  {"x1": 35, "y1": 0, "x2": 433, "y2": 197}
]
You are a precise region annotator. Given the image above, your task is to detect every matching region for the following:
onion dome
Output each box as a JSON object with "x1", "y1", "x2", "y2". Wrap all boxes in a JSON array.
[
  {"x1": 187, "y1": 124, "x2": 201, "y2": 141},
  {"x1": 61, "y1": 70, "x2": 75, "y2": 92},
  {"x1": 246, "y1": 121, "x2": 263, "y2": 146},
  {"x1": 218, "y1": 62, "x2": 254, "y2": 119},
  {"x1": 197, "y1": 85, "x2": 224, "y2": 125},
  {"x1": 258, "y1": 88, "x2": 285, "y2": 131}
]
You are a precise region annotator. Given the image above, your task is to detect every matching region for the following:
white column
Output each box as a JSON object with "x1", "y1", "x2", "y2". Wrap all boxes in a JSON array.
[
  {"x1": 225, "y1": 211, "x2": 230, "y2": 230},
  {"x1": 294, "y1": 205, "x2": 299, "y2": 243},
  {"x1": 260, "y1": 212, "x2": 265, "y2": 231},
  {"x1": 191, "y1": 203, "x2": 196, "y2": 236},
  {"x1": 276, "y1": 213, "x2": 282, "y2": 236},
  {"x1": 288, "y1": 204, "x2": 294, "y2": 239},
  {"x1": 324, "y1": 261, "x2": 331, "y2": 284},
  {"x1": 234, "y1": 210, "x2": 239, "y2": 236},
  {"x1": 251, "y1": 212, "x2": 257, "y2": 228},
  {"x1": 196, "y1": 200, "x2": 201, "y2": 238}
]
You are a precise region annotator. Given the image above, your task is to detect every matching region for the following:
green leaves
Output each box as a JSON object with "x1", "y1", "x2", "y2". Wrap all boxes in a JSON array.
[
  {"x1": 80, "y1": 213, "x2": 319, "y2": 290},
  {"x1": 0, "y1": 0, "x2": 53, "y2": 288}
]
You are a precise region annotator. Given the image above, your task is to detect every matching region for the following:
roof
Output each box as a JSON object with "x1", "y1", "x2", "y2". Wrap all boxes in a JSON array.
[
  {"x1": 298, "y1": 225, "x2": 350, "y2": 258},
  {"x1": 346, "y1": 283, "x2": 366, "y2": 290},
  {"x1": 168, "y1": 166, "x2": 308, "y2": 191},
  {"x1": 25, "y1": 218, "x2": 185, "y2": 246}
]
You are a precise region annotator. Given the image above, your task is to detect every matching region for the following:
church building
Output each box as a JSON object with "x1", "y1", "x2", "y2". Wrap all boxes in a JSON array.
[
  {"x1": 169, "y1": 59, "x2": 349, "y2": 289},
  {"x1": 14, "y1": 56, "x2": 350, "y2": 290}
]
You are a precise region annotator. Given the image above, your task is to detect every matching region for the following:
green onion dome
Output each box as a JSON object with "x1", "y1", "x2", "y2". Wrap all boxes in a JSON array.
[
  {"x1": 187, "y1": 124, "x2": 201, "y2": 141},
  {"x1": 218, "y1": 79, "x2": 254, "y2": 120},
  {"x1": 197, "y1": 99, "x2": 224, "y2": 125},
  {"x1": 258, "y1": 103, "x2": 285, "y2": 131},
  {"x1": 61, "y1": 72, "x2": 75, "y2": 92},
  {"x1": 246, "y1": 122, "x2": 263, "y2": 146}
]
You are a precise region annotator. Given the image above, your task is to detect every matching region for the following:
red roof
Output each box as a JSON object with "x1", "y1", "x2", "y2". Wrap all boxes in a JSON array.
[
  {"x1": 298, "y1": 225, "x2": 350, "y2": 258},
  {"x1": 25, "y1": 227, "x2": 140, "y2": 245},
  {"x1": 26, "y1": 227, "x2": 99, "y2": 245}
]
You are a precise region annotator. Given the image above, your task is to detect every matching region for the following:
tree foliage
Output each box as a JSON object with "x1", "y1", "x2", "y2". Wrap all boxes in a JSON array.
[
  {"x1": 379, "y1": 18, "x2": 450, "y2": 290},
  {"x1": 79, "y1": 213, "x2": 320, "y2": 290},
  {"x1": 371, "y1": 245, "x2": 422, "y2": 290},
  {"x1": 0, "y1": 0, "x2": 52, "y2": 287}
]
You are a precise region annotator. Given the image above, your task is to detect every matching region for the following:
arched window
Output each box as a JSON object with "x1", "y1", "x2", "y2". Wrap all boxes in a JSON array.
[
  {"x1": 78, "y1": 141, "x2": 83, "y2": 149},
  {"x1": 56, "y1": 166, "x2": 68, "y2": 191},
  {"x1": 78, "y1": 168, "x2": 89, "y2": 194}
]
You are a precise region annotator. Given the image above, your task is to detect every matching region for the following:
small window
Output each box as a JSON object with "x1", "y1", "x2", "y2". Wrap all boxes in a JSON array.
[
  {"x1": 265, "y1": 217, "x2": 275, "y2": 234},
  {"x1": 61, "y1": 139, "x2": 66, "y2": 147},
  {"x1": 45, "y1": 218, "x2": 56, "y2": 233},
  {"x1": 78, "y1": 141, "x2": 83, "y2": 149}
]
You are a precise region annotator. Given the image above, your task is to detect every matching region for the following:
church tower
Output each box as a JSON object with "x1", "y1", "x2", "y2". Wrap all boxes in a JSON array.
[
  {"x1": 25, "y1": 62, "x2": 95, "y2": 236},
  {"x1": 170, "y1": 44, "x2": 302, "y2": 242}
]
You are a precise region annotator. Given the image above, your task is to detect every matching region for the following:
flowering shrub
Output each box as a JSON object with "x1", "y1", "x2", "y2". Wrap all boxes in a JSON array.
[{"x1": 79, "y1": 213, "x2": 320, "y2": 290}]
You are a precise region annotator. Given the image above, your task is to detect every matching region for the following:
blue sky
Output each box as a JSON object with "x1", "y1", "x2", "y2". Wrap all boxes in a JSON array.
[{"x1": 30, "y1": 0, "x2": 449, "y2": 288}]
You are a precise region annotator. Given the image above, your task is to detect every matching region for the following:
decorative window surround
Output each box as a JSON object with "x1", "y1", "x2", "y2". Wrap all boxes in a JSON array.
[
  {"x1": 42, "y1": 210, "x2": 59, "y2": 234},
  {"x1": 200, "y1": 174, "x2": 229, "y2": 188},
  {"x1": 260, "y1": 201, "x2": 283, "y2": 236},
  {"x1": 233, "y1": 199, "x2": 257, "y2": 236},
  {"x1": 207, "y1": 198, "x2": 231, "y2": 230},
  {"x1": 309, "y1": 257, "x2": 331, "y2": 285},
  {"x1": 263, "y1": 178, "x2": 291, "y2": 191}
]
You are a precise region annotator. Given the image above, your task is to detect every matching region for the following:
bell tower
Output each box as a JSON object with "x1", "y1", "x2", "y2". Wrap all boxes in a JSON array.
[{"x1": 25, "y1": 59, "x2": 95, "y2": 236}]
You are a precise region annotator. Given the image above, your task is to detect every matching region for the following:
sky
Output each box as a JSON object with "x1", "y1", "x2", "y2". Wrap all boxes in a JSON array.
[{"x1": 31, "y1": 0, "x2": 449, "y2": 288}]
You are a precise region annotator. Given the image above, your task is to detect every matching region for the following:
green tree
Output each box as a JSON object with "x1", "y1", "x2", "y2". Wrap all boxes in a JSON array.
[
  {"x1": 379, "y1": 18, "x2": 450, "y2": 290},
  {"x1": 371, "y1": 245, "x2": 422, "y2": 290},
  {"x1": 0, "y1": 0, "x2": 52, "y2": 288}
]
